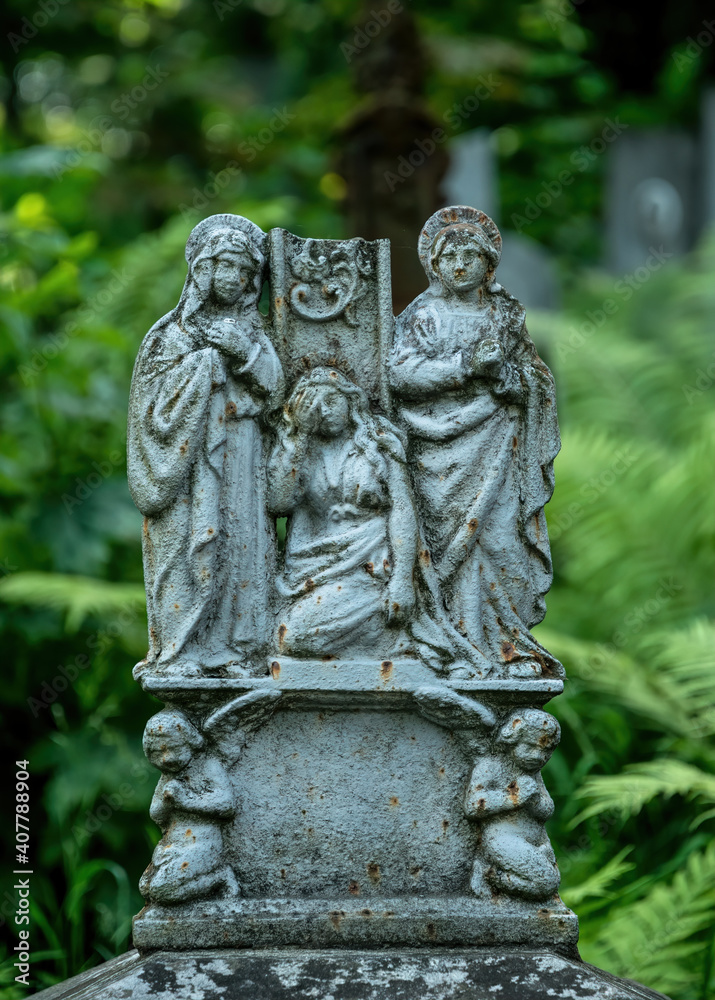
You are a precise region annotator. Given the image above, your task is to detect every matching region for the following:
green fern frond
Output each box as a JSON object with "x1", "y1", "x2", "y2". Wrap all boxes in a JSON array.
[
  {"x1": 581, "y1": 842, "x2": 715, "y2": 996},
  {"x1": 575, "y1": 760, "x2": 715, "y2": 823},
  {"x1": 0, "y1": 572, "x2": 145, "y2": 631},
  {"x1": 560, "y1": 847, "x2": 635, "y2": 908}
]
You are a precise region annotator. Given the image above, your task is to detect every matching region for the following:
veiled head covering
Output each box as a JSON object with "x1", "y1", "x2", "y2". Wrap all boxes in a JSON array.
[{"x1": 178, "y1": 214, "x2": 267, "y2": 326}]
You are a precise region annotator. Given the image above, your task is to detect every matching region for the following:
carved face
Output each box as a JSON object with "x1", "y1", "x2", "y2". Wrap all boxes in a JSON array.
[
  {"x1": 512, "y1": 741, "x2": 552, "y2": 771},
  {"x1": 311, "y1": 386, "x2": 351, "y2": 438},
  {"x1": 144, "y1": 718, "x2": 201, "y2": 773},
  {"x1": 211, "y1": 250, "x2": 254, "y2": 305},
  {"x1": 433, "y1": 232, "x2": 489, "y2": 294}
]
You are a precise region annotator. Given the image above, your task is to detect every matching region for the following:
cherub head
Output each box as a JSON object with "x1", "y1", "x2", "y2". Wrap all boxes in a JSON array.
[
  {"x1": 143, "y1": 709, "x2": 204, "y2": 774},
  {"x1": 497, "y1": 709, "x2": 560, "y2": 772}
]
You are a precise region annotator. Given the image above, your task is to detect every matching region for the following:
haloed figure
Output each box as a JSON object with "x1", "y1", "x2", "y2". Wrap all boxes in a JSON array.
[
  {"x1": 128, "y1": 215, "x2": 284, "y2": 675},
  {"x1": 390, "y1": 206, "x2": 562, "y2": 678}
]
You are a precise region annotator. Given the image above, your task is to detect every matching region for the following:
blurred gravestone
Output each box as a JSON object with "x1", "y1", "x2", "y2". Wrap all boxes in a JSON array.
[
  {"x1": 443, "y1": 129, "x2": 560, "y2": 311},
  {"x1": 701, "y1": 88, "x2": 715, "y2": 231},
  {"x1": 605, "y1": 130, "x2": 699, "y2": 272}
]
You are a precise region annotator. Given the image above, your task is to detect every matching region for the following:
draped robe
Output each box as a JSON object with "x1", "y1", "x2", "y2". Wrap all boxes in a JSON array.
[
  {"x1": 128, "y1": 310, "x2": 283, "y2": 671},
  {"x1": 390, "y1": 289, "x2": 562, "y2": 677}
]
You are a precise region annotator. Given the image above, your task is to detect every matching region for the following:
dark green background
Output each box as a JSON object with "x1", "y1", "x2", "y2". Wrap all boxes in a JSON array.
[{"x1": 0, "y1": 1, "x2": 713, "y2": 995}]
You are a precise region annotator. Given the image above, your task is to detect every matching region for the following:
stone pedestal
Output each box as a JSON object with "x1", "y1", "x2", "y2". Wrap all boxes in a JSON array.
[
  {"x1": 131, "y1": 667, "x2": 576, "y2": 957},
  {"x1": 33, "y1": 948, "x2": 671, "y2": 1000}
]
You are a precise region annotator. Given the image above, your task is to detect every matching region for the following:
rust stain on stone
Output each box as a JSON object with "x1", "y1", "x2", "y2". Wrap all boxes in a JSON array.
[
  {"x1": 348, "y1": 880, "x2": 360, "y2": 896},
  {"x1": 366, "y1": 862, "x2": 381, "y2": 884},
  {"x1": 270, "y1": 661, "x2": 280, "y2": 679},
  {"x1": 380, "y1": 660, "x2": 393, "y2": 680},
  {"x1": 277, "y1": 624, "x2": 287, "y2": 649},
  {"x1": 501, "y1": 641, "x2": 516, "y2": 661}
]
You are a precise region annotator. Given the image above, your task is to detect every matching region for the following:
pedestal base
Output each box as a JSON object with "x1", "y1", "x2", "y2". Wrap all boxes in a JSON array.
[
  {"x1": 132, "y1": 895, "x2": 579, "y2": 952},
  {"x1": 33, "y1": 948, "x2": 671, "y2": 999}
]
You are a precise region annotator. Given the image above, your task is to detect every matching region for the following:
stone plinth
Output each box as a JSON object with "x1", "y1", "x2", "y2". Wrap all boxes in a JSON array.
[
  {"x1": 32, "y1": 948, "x2": 671, "y2": 1000},
  {"x1": 131, "y1": 667, "x2": 576, "y2": 955}
]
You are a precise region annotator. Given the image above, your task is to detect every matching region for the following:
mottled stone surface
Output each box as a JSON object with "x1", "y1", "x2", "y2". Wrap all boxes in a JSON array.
[
  {"x1": 33, "y1": 949, "x2": 671, "y2": 1000},
  {"x1": 231, "y1": 708, "x2": 476, "y2": 898}
]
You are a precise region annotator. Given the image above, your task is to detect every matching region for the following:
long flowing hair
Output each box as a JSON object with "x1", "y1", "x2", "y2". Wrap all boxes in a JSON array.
[{"x1": 278, "y1": 368, "x2": 406, "y2": 486}]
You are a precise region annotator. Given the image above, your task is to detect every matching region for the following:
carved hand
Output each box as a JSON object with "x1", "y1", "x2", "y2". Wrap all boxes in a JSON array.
[
  {"x1": 206, "y1": 321, "x2": 252, "y2": 363},
  {"x1": 293, "y1": 393, "x2": 322, "y2": 435},
  {"x1": 470, "y1": 338, "x2": 505, "y2": 379}
]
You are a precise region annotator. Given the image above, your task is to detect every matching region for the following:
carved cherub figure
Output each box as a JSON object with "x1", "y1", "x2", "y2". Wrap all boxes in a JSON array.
[
  {"x1": 140, "y1": 690, "x2": 280, "y2": 906},
  {"x1": 139, "y1": 709, "x2": 239, "y2": 906},
  {"x1": 464, "y1": 708, "x2": 561, "y2": 901}
]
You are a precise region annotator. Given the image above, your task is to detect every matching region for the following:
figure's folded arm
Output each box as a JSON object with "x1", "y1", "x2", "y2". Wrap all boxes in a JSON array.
[
  {"x1": 390, "y1": 349, "x2": 469, "y2": 398},
  {"x1": 266, "y1": 440, "x2": 303, "y2": 514},
  {"x1": 235, "y1": 330, "x2": 284, "y2": 399}
]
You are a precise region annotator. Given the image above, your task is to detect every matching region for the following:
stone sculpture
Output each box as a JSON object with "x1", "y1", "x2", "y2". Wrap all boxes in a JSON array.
[
  {"x1": 464, "y1": 708, "x2": 561, "y2": 901},
  {"x1": 127, "y1": 214, "x2": 284, "y2": 677},
  {"x1": 267, "y1": 366, "x2": 480, "y2": 672},
  {"x1": 140, "y1": 709, "x2": 239, "y2": 906},
  {"x1": 140, "y1": 690, "x2": 280, "y2": 906},
  {"x1": 390, "y1": 206, "x2": 562, "y2": 678},
  {"x1": 128, "y1": 207, "x2": 574, "y2": 954},
  {"x1": 35, "y1": 204, "x2": 672, "y2": 1000}
]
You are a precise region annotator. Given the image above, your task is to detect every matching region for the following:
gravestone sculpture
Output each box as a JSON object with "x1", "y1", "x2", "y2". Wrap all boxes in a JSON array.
[{"x1": 35, "y1": 208, "x2": 670, "y2": 998}]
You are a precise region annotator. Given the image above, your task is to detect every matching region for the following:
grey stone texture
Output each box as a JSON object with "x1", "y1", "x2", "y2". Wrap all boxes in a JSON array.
[
  {"x1": 126, "y1": 207, "x2": 571, "y2": 951},
  {"x1": 33, "y1": 948, "x2": 671, "y2": 1000}
]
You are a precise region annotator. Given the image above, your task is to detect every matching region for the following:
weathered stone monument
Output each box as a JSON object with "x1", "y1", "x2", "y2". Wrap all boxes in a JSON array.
[{"x1": 36, "y1": 208, "x2": 669, "y2": 999}]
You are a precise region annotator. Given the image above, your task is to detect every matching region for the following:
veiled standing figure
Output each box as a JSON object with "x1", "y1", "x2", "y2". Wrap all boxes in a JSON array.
[
  {"x1": 389, "y1": 206, "x2": 562, "y2": 678},
  {"x1": 128, "y1": 214, "x2": 284, "y2": 675}
]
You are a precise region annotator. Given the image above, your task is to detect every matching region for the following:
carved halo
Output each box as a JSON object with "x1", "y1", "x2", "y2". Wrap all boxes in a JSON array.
[
  {"x1": 418, "y1": 205, "x2": 502, "y2": 279},
  {"x1": 185, "y1": 213, "x2": 267, "y2": 266}
]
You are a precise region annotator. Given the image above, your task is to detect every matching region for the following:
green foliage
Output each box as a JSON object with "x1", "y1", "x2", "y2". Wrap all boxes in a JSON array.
[
  {"x1": 530, "y1": 235, "x2": 715, "y2": 999},
  {"x1": 0, "y1": 572, "x2": 145, "y2": 631},
  {"x1": 0, "y1": 1, "x2": 713, "y2": 996}
]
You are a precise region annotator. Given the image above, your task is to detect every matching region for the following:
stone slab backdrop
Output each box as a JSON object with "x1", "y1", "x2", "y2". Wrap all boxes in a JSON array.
[{"x1": 35, "y1": 209, "x2": 670, "y2": 998}]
